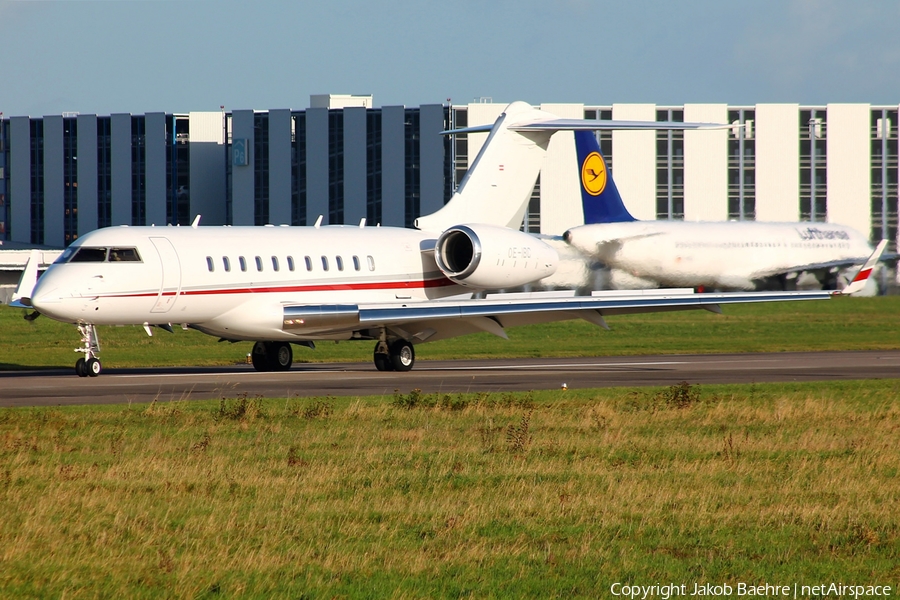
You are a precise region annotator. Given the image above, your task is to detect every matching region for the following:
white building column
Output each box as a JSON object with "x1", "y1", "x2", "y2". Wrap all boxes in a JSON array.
[
  {"x1": 612, "y1": 104, "x2": 656, "y2": 220},
  {"x1": 684, "y1": 104, "x2": 728, "y2": 221},
  {"x1": 826, "y1": 104, "x2": 871, "y2": 234},
  {"x1": 755, "y1": 104, "x2": 799, "y2": 222}
]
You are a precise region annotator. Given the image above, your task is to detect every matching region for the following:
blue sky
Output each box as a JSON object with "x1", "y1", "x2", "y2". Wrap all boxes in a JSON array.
[{"x1": 2, "y1": 0, "x2": 899, "y2": 117}]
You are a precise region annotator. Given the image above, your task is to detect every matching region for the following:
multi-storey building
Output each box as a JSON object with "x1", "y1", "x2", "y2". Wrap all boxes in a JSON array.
[{"x1": 0, "y1": 97, "x2": 897, "y2": 257}]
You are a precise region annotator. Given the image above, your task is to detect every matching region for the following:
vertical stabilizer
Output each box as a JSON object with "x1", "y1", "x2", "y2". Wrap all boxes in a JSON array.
[
  {"x1": 573, "y1": 130, "x2": 636, "y2": 224},
  {"x1": 414, "y1": 102, "x2": 556, "y2": 232}
]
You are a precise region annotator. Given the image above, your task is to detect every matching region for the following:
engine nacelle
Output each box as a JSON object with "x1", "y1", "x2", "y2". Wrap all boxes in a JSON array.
[{"x1": 434, "y1": 224, "x2": 559, "y2": 289}]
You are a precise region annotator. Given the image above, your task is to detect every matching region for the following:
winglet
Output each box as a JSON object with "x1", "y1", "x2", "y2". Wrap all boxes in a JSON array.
[
  {"x1": 10, "y1": 250, "x2": 40, "y2": 308},
  {"x1": 835, "y1": 239, "x2": 887, "y2": 295}
]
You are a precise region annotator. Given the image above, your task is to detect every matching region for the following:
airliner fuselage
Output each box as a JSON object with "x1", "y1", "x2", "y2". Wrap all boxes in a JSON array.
[{"x1": 564, "y1": 220, "x2": 873, "y2": 290}]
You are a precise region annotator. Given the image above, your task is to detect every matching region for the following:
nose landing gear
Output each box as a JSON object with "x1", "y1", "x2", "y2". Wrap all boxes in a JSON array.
[{"x1": 74, "y1": 324, "x2": 101, "y2": 377}]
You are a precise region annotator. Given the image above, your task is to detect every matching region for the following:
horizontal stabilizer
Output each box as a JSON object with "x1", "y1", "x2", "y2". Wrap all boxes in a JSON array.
[{"x1": 511, "y1": 118, "x2": 732, "y2": 131}]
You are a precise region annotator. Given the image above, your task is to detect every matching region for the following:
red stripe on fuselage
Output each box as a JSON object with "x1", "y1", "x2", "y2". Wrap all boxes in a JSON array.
[{"x1": 103, "y1": 276, "x2": 458, "y2": 299}]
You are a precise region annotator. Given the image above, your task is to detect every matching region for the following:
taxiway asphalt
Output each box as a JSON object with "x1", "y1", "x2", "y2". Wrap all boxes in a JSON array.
[{"x1": 2, "y1": 350, "x2": 899, "y2": 407}]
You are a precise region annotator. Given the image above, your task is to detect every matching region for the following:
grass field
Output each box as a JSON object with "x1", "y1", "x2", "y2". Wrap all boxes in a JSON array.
[
  {"x1": 1, "y1": 382, "x2": 898, "y2": 598},
  {"x1": 3, "y1": 296, "x2": 900, "y2": 370}
]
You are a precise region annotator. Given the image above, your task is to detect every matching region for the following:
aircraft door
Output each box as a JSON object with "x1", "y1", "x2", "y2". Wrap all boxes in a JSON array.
[{"x1": 150, "y1": 237, "x2": 182, "y2": 313}]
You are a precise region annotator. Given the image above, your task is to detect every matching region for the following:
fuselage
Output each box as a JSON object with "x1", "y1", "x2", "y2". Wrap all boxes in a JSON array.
[
  {"x1": 31, "y1": 225, "x2": 466, "y2": 340},
  {"x1": 564, "y1": 221, "x2": 873, "y2": 290}
]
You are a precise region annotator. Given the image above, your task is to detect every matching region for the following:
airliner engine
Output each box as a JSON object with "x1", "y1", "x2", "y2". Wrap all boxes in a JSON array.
[{"x1": 434, "y1": 224, "x2": 559, "y2": 288}]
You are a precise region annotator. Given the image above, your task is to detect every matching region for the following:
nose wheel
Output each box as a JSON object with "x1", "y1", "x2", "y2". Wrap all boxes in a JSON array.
[{"x1": 74, "y1": 324, "x2": 102, "y2": 377}]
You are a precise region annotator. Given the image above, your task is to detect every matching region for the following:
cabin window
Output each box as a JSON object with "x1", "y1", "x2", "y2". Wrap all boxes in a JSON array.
[
  {"x1": 255, "y1": 256, "x2": 263, "y2": 271},
  {"x1": 206, "y1": 256, "x2": 214, "y2": 272},
  {"x1": 321, "y1": 256, "x2": 329, "y2": 271},
  {"x1": 223, "y1": 256, "x2": 231, "y2": 272},
  {"x1": 272, "y1": 256, "x2": 279, "y2": 271},
  {"x1": 239, "y1": 256, "x2": 247, "y2": 272},
  {"x1": 287, "y1": 256, "x2": 295, "y2": 271},
  {"x1": 305, "y1": 256, "x2": 312, "y2": 271},
  {"x1": 367, "y1": 255, "x2": 375, "y2": 271},
  {"x1": 108, "y1": 248, "x2": 141, "y2": 262},
  {"x1": 336, "y1": 256, "x2": 344, "y2": 271},
  {"x1": 70, "y1": 247, "x2": 108, "y2": 262},
  {"x1": 352, "y1": 255, "x2": 360, "y2": 271}
]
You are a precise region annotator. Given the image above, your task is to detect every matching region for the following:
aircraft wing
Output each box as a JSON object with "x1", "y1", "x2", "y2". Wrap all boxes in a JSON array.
[{"x1": 283, "y1": 288, "x2": 833, "y2": 343}]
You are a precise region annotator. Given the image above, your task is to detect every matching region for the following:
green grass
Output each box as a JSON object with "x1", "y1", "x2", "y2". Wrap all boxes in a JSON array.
[
  {"x1": 4, "y1": 296, "x2": 900, "y2": 370},
  {"x1": 1, "y1": 381, "x2": 898, "y2": 597}
]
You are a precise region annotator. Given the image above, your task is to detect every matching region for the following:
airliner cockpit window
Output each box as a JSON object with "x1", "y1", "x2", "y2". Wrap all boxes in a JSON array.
[
  {"x1": 108, "y1": 248, "x2": 141, "y2": 262},
  {"x1": 69, "y1": 247, "x2": 108, "y2": 262}
]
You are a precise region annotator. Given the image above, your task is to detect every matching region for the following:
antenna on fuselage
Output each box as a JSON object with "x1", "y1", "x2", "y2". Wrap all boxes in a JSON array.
[
  {"x1": 191, "y1": 215, "x2": 201, "y2": 229},
  {"x1": 359, "y1": 218, "x2": 366, "y2": 228},
  {"x1": 314, "y1": 215, "x2": 323, "y2": 229}
]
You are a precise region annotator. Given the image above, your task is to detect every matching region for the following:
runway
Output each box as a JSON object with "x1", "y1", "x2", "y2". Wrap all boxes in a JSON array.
[{"x1": 2, "y1": 350, "x2": 900, "y2": 407}]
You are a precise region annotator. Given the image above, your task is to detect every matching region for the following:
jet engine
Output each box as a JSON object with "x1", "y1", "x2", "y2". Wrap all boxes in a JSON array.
[{"x1": 434, "y1": 224, "x2": 559, "y2": 289}]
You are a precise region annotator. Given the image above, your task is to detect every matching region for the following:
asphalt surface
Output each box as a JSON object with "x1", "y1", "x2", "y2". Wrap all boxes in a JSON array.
[{"x1": 2, "y1": 350, "x2": 899, "y2": 407}]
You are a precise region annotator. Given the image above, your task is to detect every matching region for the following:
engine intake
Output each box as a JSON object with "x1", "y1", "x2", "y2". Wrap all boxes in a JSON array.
[{"x1": 434, "y1": 224, "x2": 558, "y2": 289}]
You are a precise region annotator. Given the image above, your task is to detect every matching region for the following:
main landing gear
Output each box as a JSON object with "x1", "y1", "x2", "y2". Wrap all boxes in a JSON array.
[
  {"x1": 373, "y1": 338, "x2": 415, "y2": 372},
  {"x1": 74, "y1": 323, "x2": 102, "y2": 377},
  {"x1": 250, "y1": 341, "x2": 293, "y2": 372}
]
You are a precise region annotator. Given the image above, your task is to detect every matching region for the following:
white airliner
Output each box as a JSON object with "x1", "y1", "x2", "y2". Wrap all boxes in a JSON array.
[
  {"x1": 563, "y1": 130, "x2": 877, "y2": 291},
  {"x1": 10, "y1": 102, "x2": 878, "y2": 377}
]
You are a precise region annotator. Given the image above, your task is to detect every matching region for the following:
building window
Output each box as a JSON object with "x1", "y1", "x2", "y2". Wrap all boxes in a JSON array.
[
  {"x1": 404, "y1": 108, "x2": 420, "y2": 227},
  {"x1": 131, "y1": 116, "x2": 146, "y2": 226},
  {"x1": 63, "y1": 117, "x2": 78, "y2": 244},
  {"x1": 254, "y1": 113, "x2": 270, "y2": 225},
  {"x1": 291, "y1": 112, "x2": 307, "y2": 225},
  {"x1": 800, "y1": 108, "x2": 827, "y2": 222},
  {"x1": 30, "y1": 120, "x2": 45, "y2": 245},
  {"x1": 366, "y1": 110, "x2": 382, "y2": 226},
  {"x1": 656, "y1": 109, "x2": 684, "y2": 220},
  {"x1": 328, "y1": 110, "x2": 344, "y2": 224},
  {"x1": 167, "y1": 115, "x2": 191, "y2": 226},
  {"x1": 871, "y1": 108, "x2": 899, "y2": 251},
  {"x1": 728, "y1": 109, "x2": 756, "y2": 221},
  {"x1": 97, "y1": 117, "x2": 112, "y2": 229}
]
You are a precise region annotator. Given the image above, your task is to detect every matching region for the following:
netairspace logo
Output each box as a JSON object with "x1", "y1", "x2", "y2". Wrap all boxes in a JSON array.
[{"x1": 609, "y1": 582, "x2": 893, "y2": 599}]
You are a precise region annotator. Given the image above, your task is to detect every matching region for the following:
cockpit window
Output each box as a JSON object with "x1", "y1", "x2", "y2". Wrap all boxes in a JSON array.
[
  {"x1": 65, "y1": 246, "x2": 142, "y2": 263},
  {"x1": 55, "y1": 247, "x2": 77, "y2": 264},
  {"x1": 69, "y1": 247, "x2": 108, "y2": 262},
  {"x1": 108, "y1": 247, "x2": 141, "y2": 262}
]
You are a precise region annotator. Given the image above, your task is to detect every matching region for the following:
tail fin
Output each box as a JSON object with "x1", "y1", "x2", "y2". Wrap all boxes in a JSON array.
[
  {"x1": 414, "y1": 102, "x2": 556, "y2": 232},
  {"x1": 573, "y1": 130, "x2": 636, "y2": 224}
]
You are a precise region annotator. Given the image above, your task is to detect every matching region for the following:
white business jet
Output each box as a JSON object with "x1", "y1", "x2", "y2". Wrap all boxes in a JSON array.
[
  {"x1": 563, "y1": 130, "x2": 877, "y2": 291},
  {"x1": 10, "y1": 102, "x2": 879, "y2": 377}
]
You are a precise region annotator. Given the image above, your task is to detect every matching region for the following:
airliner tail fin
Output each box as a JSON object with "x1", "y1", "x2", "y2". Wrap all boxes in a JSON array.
[{"x1": 573, "y1": 130, "x2": 636, "y2": 224}]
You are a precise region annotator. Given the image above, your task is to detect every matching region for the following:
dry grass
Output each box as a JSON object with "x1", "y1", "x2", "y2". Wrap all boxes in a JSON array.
[{"x1": 1, "y1": 381, "x2": 899, "y2": 597}]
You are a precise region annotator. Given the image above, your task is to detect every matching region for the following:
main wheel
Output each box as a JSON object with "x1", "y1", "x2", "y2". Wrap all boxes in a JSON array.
[
  {"x1": 373, "y1": 349, "x2": 393, "y2": 371},
  {"x1": 86, "y1": 358, "x2": 101, "y2": 377},
  {"x1": 389, "y1": 340, "x2": 415, "y2": 372},
  {"x1": 268, "y1": 342, "x2": 293, "y2": 372},
  {"x1": 251, "y1": 341, "x2": 271, "y2": 372},
  {"x1": 75, "y1": 357, "x2": 88, "y2": 378}
]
